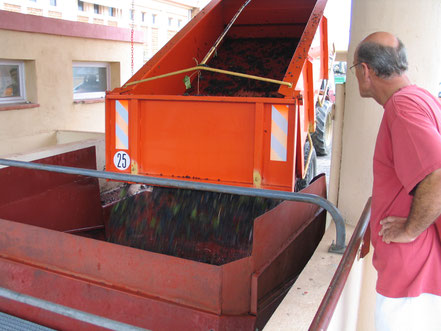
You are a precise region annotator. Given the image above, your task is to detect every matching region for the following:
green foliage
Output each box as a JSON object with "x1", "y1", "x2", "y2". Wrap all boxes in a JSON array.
[{"x1": 183, "y1": 75, "x2": 191, "y2": 89}]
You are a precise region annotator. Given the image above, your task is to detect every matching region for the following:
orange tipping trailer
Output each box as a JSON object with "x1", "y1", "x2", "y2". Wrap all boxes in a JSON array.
[{"x1": 106, "y1": 0, "x2": 330, "y2": 191}]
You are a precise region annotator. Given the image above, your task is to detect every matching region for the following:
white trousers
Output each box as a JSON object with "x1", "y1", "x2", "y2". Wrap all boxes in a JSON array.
[{"x1": 376, "y1": 293, "x2": 441, "y2": 331}]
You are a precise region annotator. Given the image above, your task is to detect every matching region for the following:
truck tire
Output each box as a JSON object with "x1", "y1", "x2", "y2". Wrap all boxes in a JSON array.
[
  {"x1": 312, "y1": 101, "x2": 333, "y2": 156},
  {"x1": 295, "y1": 139, "x2": 317, "y2": 191}
]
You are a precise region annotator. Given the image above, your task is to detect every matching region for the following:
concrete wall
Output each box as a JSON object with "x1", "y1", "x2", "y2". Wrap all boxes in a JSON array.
[{"x1": 0, "y1": 10, "x2": 144, "y2": 155}]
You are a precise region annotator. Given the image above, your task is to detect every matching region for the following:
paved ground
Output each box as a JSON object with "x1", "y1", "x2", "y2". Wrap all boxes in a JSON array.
[{"x1": 317, "y1": 150, "x2": 332, "y2": 188}]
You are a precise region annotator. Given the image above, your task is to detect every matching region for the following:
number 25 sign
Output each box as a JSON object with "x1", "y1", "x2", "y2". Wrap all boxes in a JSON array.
[{"x1": 113, "y1": 151, "x2": 130, "y2": 171}]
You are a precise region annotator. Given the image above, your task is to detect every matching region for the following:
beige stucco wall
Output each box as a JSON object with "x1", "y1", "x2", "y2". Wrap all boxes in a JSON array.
[{"x1": 0, "y1": 25, "x2": 143, "y2": 154}]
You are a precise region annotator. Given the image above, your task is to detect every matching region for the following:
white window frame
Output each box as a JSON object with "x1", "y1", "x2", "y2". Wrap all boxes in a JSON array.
[
  {"x1": 0, "y1": 60, "x2": 26, "y2": 104},
  {"x1": 72, "y1": 62, "x2": 110, "y2": 100}
]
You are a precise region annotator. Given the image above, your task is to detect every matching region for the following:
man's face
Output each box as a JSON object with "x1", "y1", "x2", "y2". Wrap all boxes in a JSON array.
[{"x1": 353, "y1": 54, "x2": 370, "y2": 98}]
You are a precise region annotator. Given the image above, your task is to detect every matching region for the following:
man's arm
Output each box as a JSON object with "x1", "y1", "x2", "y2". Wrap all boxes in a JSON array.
[{"x1": 380, "y1": 168, "x2": 441, "y2": 243}]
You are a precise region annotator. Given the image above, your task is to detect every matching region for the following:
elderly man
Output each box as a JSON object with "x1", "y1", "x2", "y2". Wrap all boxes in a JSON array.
[{"x1": 352, "y1": 32, "x2": 441, "y2": 330}]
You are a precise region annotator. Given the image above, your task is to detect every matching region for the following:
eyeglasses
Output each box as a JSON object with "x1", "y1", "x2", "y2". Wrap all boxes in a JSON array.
[{"x1": 349, "y1": 62, "x2": 362, "y2": 74}]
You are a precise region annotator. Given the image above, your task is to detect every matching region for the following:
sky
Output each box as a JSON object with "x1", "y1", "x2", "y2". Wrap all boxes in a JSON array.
[{"x1": 324, "y1": 0, "x2": 352, "y2": 52}]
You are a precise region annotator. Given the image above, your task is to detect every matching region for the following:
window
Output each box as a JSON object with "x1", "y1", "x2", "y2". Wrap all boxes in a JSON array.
[
  {"x1": 50, "y1": 0, "x2": 56, "y2": 6},
  {"x1": 168, "y1": 17, "x2": 173, "y2": 26},
  {"x1": 152, "y1": 14, "x2": 156, "y2": 24},
  {"x1": 0, "y1": 61, "x2": 26, "y2": 104},
  {"x1": 72, "y1": 63, "x2": 109, "y2": 100},
  {"x1": 141, "y1": 12, "x2": 145, "y2": 22},
  {"x1": 129, "y1": 9, "x2": 134, "y2": 20},
  {"x1": 108, "y1": 7, "x2": 115, "y2": 17},
  {"x1": 78, "y1": 0, "x2": 84, "y2": 11},
  {"x1": 94, "y1": 4, "x2": 100, "y2": 14},
  {"x1": 29, "y1": 0, "x2": 37, "y2": 2},
  {"x1": 178, "y1": 19, "x2": 182, "y2": 28}
]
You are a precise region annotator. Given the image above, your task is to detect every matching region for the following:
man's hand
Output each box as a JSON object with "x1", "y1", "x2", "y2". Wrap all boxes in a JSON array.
[{"x1": 379, "y1": 216, "x2": 417, "y2": 244}]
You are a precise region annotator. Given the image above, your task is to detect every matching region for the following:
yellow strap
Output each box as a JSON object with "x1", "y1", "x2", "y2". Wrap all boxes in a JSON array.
[{"x1": 124, "y1": 65, "x2": 292, "y2": 89}]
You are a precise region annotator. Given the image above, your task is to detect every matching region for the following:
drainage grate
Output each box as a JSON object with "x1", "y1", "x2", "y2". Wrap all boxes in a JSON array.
[{"x1": 0, "y1": 312, "x2": 55, "y2": 331}]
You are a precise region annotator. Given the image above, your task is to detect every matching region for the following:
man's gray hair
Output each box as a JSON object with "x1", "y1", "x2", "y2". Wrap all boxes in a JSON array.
[{"x1": 356, "y1": 38, "x2": 408, "y2": 78}]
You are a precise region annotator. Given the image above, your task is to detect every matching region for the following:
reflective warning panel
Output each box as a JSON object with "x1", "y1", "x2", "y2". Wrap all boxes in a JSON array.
[
  {"x1": 270, "y1": 105, "x2": 288, "y2": 161},
  {"x1": 115, "y1": 100, "x2": 129, "y2": 150}
]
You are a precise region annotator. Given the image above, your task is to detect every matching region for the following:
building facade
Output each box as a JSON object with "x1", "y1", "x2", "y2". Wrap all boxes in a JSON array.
[
  {"x1": 0, "y1": 0, "x2": 205, "y2": 156},
  {"x1": 0, "y1": 0, "x2": 202, "y2": 61}
]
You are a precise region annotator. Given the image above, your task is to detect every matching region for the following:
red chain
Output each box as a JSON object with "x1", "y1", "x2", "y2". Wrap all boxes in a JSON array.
[
  {"x1": 131, "y1": 27, "x2": 134, "y2": 75},
  {"x1": 131, "y1": 0, "x2": 135, "y2": 76}
]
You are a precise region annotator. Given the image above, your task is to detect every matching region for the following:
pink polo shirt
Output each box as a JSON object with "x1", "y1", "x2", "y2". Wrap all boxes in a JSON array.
[{"x1": 371, "y1": 84, "x2": 441, "y2": 298}]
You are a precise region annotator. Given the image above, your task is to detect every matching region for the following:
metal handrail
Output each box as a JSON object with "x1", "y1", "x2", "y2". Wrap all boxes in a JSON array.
[
  {"x1": 309, "y1": 198, "x2": 372, "y2": 330},
  {"x1": 0, "y1": 158, "x2": 346, "y2": 253},
  {"x1": 0, "y1": 287, "x2": 148, "y2": 331}
]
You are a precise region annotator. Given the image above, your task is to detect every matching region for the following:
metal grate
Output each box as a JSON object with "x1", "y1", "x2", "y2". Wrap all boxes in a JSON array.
[{"x1": 0, "y1": 312, "x2": 55, "y2": 331}]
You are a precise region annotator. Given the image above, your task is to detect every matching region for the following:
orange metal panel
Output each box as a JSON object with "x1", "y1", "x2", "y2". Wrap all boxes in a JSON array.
[
  {"x1": 253, "y1": 103, "x2": 265, "y2": 187},
  {"x1": 129, "y1": 99, "x2": 140, "y2": 174},
  {"x1": 320, "y1": 16, "x2": 329, "y2": 81},
  {"x1": 106, "y1": 96, "x2": 298, "y2": 191},
  {"x1": 296, "y1": 103, "x2": 306, "y2": 180},
  {"x1": 278, "y1": 0, "x2": 329, "y2": 97},
  {"x1": 138, "y1": 99, "x2": 255, "y2": 183},
  {"x1": 293, "y1": 59, "x2": 314, "y2": 180},
  {"x1": 305, "y1": 60, "x2": 316, "y2": 133}
]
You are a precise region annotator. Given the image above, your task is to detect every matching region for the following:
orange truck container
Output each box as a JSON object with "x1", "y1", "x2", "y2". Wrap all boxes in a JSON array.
[{"x1": 106, "y1": 0, "x2": 330, "y2": 192}]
